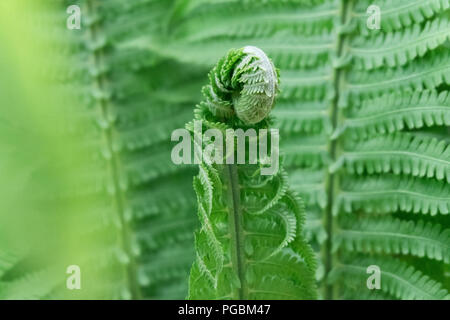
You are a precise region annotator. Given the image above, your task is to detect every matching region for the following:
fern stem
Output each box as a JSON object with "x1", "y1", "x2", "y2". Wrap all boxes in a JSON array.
[
  {"x1": 85, "y1": 0, "x2": 141, "y2": 299},
  {"x1": 225, "y1": 164, "x2": 247, "y2": 299},
  {"x1": 324, "y1": 0, "x2": 352, "y2": 299}
]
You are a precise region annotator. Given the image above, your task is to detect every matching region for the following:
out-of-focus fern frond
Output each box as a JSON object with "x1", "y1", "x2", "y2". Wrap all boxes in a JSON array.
[
  {"x1": 335, "y1": 174, "x2": 449, "y2": 216},
  {"x1": 351, "y1": 17, "x2": 450, "y2": 69},
  {"x1": 335, "y1": 216, "x2": 450, "y2": 262},
  {"x1": 333, "y1": 132, "x2": 450, "y2": 182},
  {"x1": 3, "y1": 0, "x2": 449, "y2": 301},
  {"x1": 347, "y1": 49, "x2": 450, "y2": 101},
  {"x1": 337, "y1": 90, "x2": 450, "y2": 139}
]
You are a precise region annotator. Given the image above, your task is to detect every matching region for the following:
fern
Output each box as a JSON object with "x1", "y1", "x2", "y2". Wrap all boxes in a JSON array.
[
  {"x1": 333, "y1": 132, "x2": 450, "y2": 182},
  {"x1": 351, "y1": 16, "x2": 450, "y2": 69},
  {"x1": 2, "y1": 0, "x2": 450, "y2": 301},
  {"x1": 187, "y1": 47, "x2": 317, "y2": 299},
  {"x1": 329, "y1": 0, "x2": 450, "y2": 299},
  {"x1": 329, "y1": 256, "x2": 450, "y2": 300},
  {"x1": 353, "y1": 0, "x2": 450, "y2": 33},
  {"x1": 336, "y1": 90, "x2": 450, "y2": 139}
]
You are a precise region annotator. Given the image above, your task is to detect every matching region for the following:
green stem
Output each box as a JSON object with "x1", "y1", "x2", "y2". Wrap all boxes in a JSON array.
[
  {"x1": 225, "y1": 164, "x2": 247, "y2": 299},
  {"x1": 324, "y1": 0, "x2": 352, "y2": 300}
]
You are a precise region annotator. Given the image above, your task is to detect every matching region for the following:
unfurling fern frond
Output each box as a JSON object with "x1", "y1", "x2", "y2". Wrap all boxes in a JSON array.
[{"x1": 187, "y1": 47, "x2": 317, "y2": 300}]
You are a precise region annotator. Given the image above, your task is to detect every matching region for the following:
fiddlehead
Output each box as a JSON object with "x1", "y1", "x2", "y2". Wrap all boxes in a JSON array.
[
  {"x1": 196, "y1": 46, "x2": 279, "y2": 125},
  {"x1": 187, "y1": 47, "x2": 317, "y2": 300}
]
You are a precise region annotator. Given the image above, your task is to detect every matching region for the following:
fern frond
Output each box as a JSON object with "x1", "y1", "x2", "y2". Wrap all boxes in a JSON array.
[
  {"x1": 283, "y1": 133, "x2": 329, "y2": 168},
  {"x1": 333, "y1": 132, "x2": 450, "y2": 182},
  {"x1": 129, "y1": 171, "x2": 196, "y2": 220},
  {"x1": 274, "y1": 100, "x2": 331, "y2": 134},
  {"x1": 335, "y1": 216, "x2": 450, "y2": 262},
  {"x1": 117, "y1": 107, "x2": 193, "y2": 152},
  {"x1": 187, "y1": 47, "x2": 317, "y2": 299},
  {"x1": 335, "y1": 174, "x2": 450, "y2": 216},
  {"x1": 266, "y1": 38, "x2": 333, "y2": 69},
  {"x1": 337, "y1": 90, "x2": 450, "y2": 139},
  {"x1": 304, "y1": 207, "x2": 327, "y2": 244},
  {"x1": 353, "y1": 0, "x2": 450, "y2": 32},
  {"x1": 136, "y1": 213, "x2": 197, "y2": 252},
  {"x1": 347, "y1": 49, "x2": 450, "y2": 101},
  {"x1": 289, "y1": 167, "x2": 327, "y2": 208},
  {"x1": 137, "y1": 244, "x2": 194, "y2": 288},
  {"x1": 351, "y1": 17, "x2": 450, "y2": 69},
  {"x1": 172, "y1": 1, "x2": 337, "y2": 42},
  {"x1": 122, "y1": 32, "x2": 334, "y2": 71},
  {"x1": 329, "y1": 257, "x2": 450, "y2": 300},
  {"x1": 281, "y1": 67, "x2": 331, "y2": 101}
]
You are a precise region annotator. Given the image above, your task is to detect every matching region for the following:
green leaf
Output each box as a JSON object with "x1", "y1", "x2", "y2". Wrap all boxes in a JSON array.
[
  {"x1": 335, "y1": 174, "x2": 450, "y2": 216},
  {"x1": 335, "y1": 216, "x2": 450, "y2": 262},
  {"x1": 329, "y1": 257, "x2": 450, "y2": 300}
]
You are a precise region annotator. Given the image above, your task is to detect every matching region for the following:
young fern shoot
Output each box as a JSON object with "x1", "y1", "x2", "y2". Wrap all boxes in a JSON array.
[{"x1": 186, "y1": 46, "x2": 317, "y2": 299}]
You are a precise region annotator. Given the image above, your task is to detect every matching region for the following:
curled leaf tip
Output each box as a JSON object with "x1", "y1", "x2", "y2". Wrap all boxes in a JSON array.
[{"x1": 200, "y1": 46, "x2": 279, "y2": 125}]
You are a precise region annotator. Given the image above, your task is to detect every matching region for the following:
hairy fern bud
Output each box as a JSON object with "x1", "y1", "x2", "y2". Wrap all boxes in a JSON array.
[{"x1": 200, "y1": 46, "x2": 279, "y2": 125}]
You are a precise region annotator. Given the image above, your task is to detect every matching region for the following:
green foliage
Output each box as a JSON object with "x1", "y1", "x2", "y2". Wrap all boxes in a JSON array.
[
  {"x1": 334, "y1": 132, "x2": 450, "y2": 182},
  {"x1": 336, "y1": 216, "x2": 449, "y2": 262},
  {"x1": 329, "y1": 256, "x2": 450, "y2": 300},
  {"x1": 336, "y1": 90, "x2": 450, "y2": 139},
  {"x1": 336, "y1": 174, "x2": 449, "y2": 216},
  {"x1": 1, "y1": 0, "x2": 199, "y2": 300}
]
